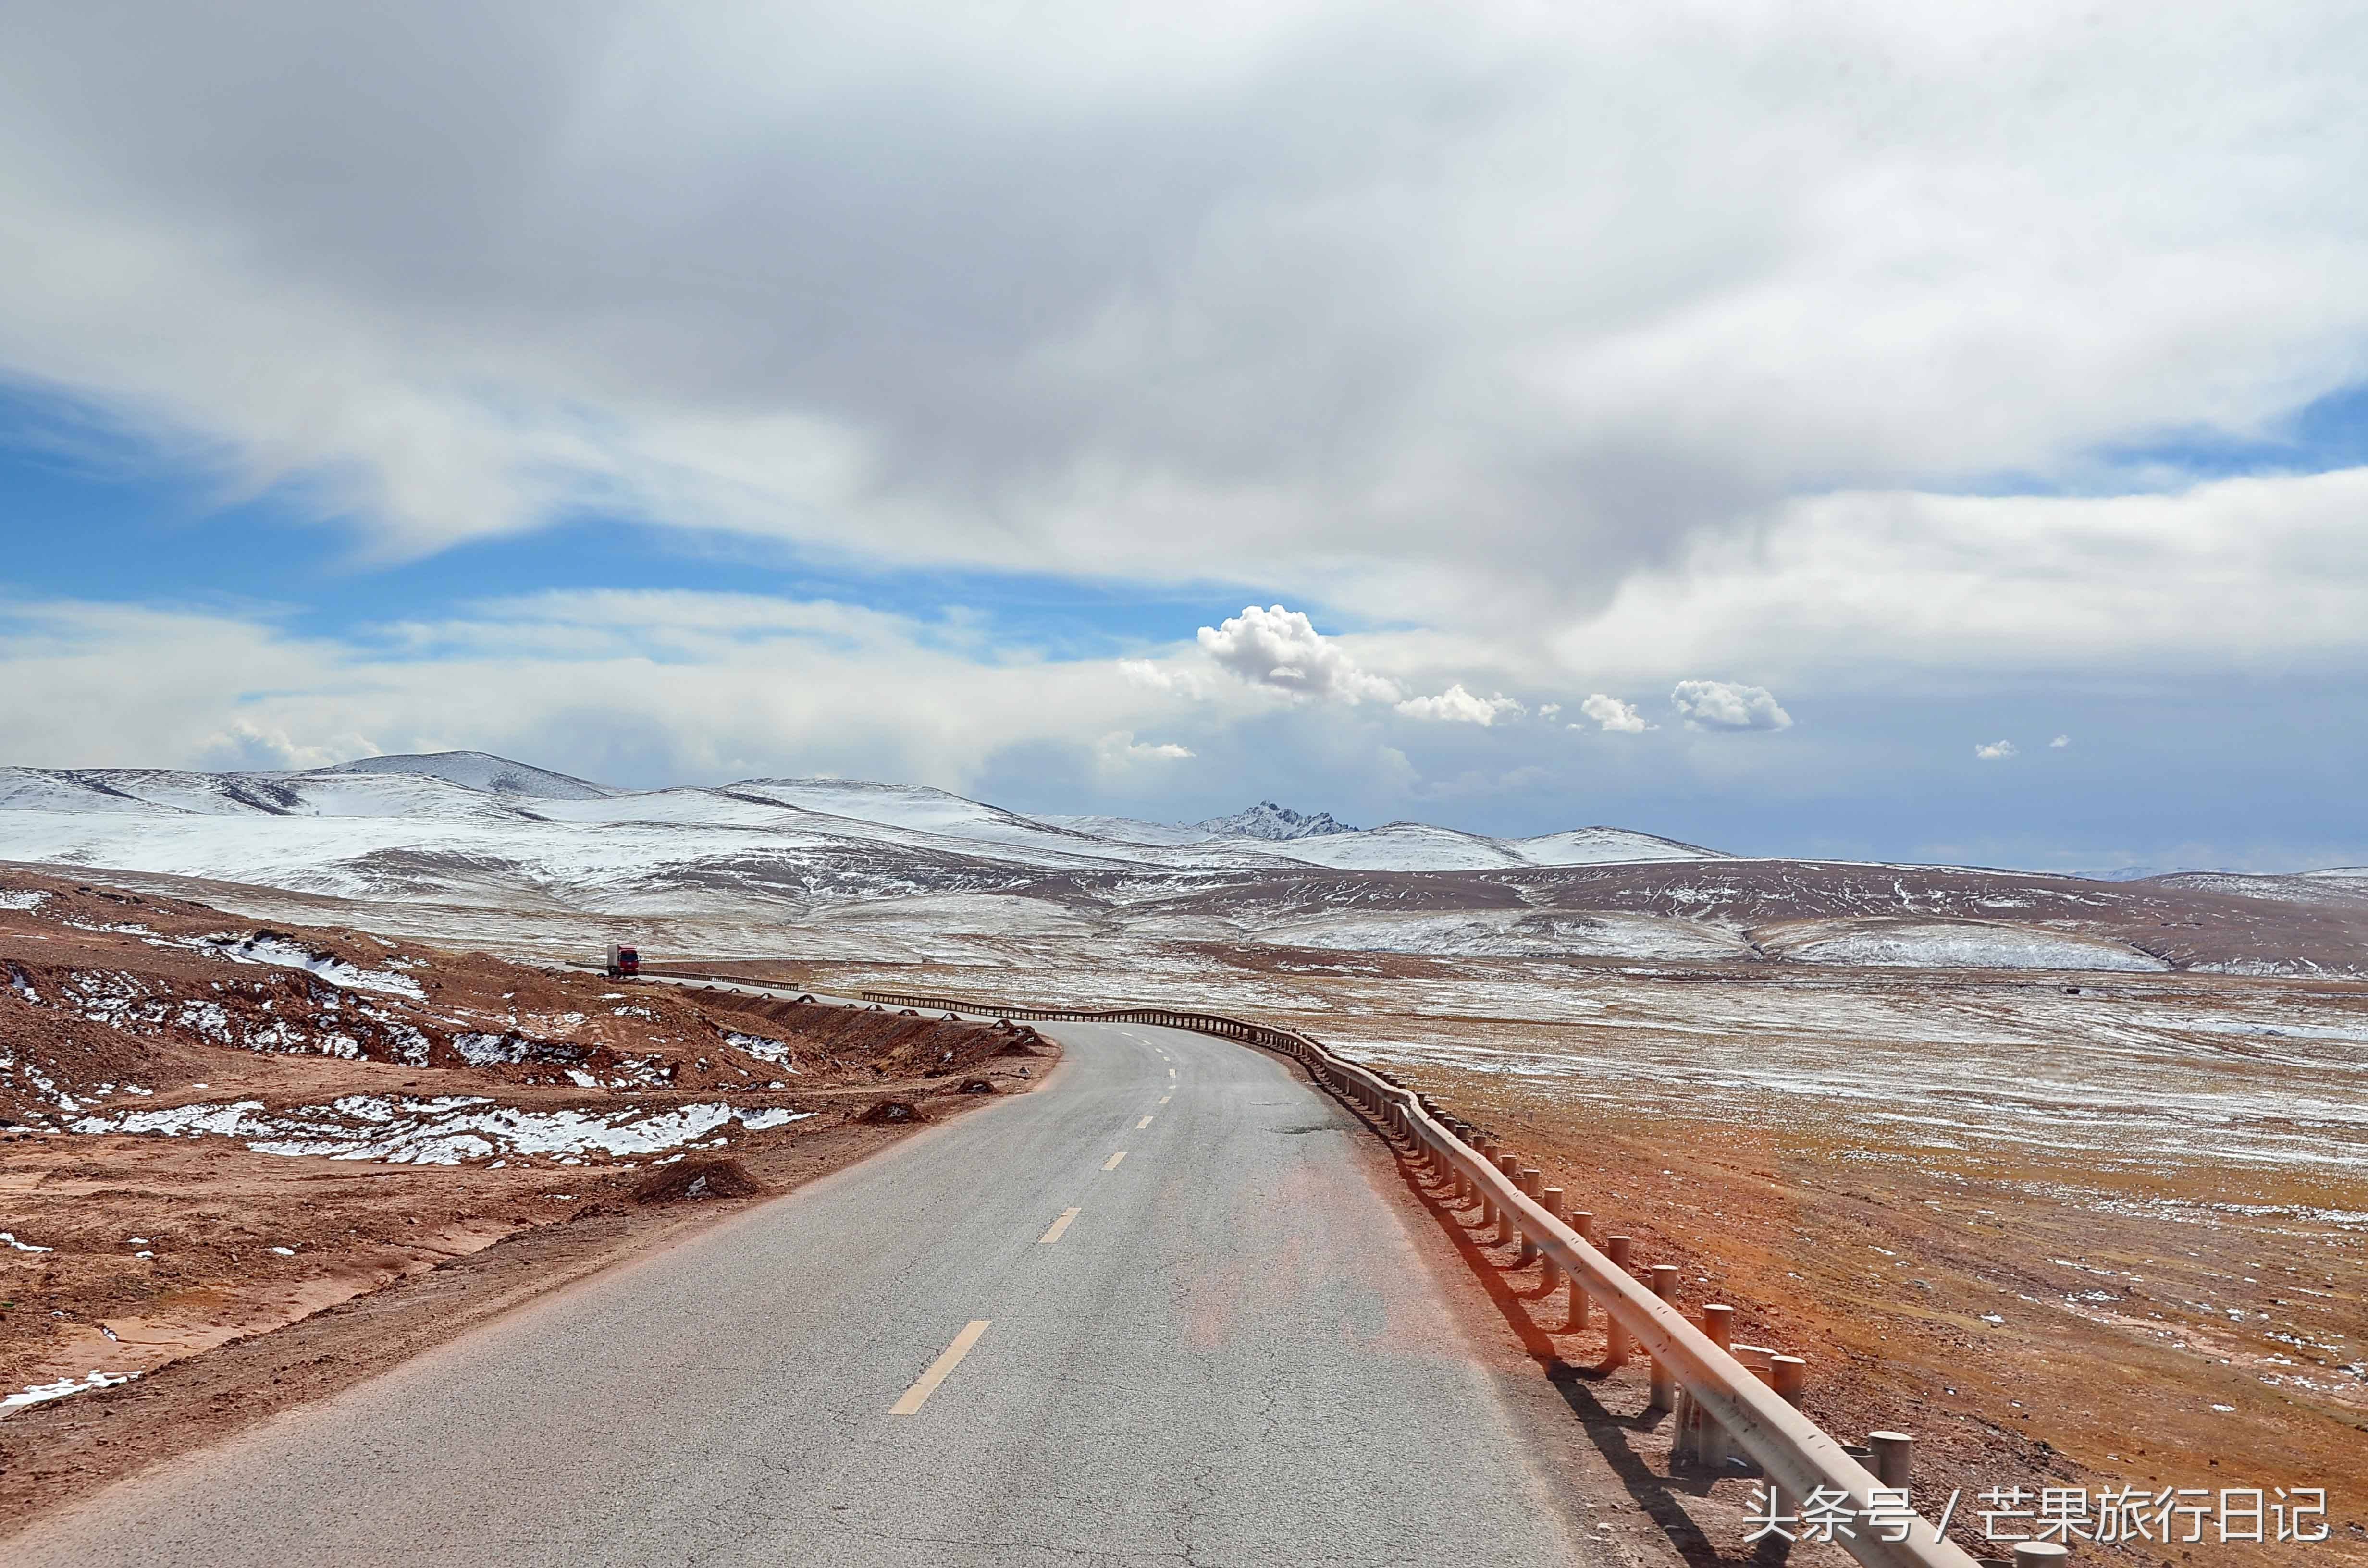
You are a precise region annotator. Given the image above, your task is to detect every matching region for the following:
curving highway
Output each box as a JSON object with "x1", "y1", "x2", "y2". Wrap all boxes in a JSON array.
[{"x1": 24, "y1": 1016, "x2": 1586, "y2": 1567}]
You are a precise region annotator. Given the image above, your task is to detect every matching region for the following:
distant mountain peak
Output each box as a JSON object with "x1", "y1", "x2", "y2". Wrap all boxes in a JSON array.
[
  {"x1": 1194, "y1": 801, "x2": 1357, "y2": 841},
  {"x1": 310, "y1": 751, "x2": 617, "y2": 801}
]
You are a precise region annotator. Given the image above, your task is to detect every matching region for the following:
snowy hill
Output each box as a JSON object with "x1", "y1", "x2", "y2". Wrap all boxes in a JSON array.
[
  {"x1": 314, "y1": 751, "x2": 616, "y2": 801},
  {"x1": 1028, "y1": 813, "x2": 1216, "y2": 848},
  {"x1": 7, "y1": 750, "x2": 2362, "y2": 973},
  {"x1": 1510, "y1": 826, "x2": 1726, "y2": 866},
  {"x1": 1194, "y1": 802, "x2": 1357, "y2": 841}
]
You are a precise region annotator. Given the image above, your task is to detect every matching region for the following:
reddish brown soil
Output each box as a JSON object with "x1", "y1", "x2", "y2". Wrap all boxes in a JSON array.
[{"x1": 1352, "y1": 1069, "x2": 2368, "y2": 1566}]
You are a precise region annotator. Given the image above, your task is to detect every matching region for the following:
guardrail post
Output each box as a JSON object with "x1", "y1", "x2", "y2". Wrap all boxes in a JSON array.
[
  {"x1": 2011, "y1": 1544, "x2": 2069, "y2": 1567},
  {"x1": 1647, "y1": 1265, "x2": 1681, "y2": 1411},
  {"x1": 1698, "y1": 1304, "x2": 1735, "y2": 1469},
  {"x1": 1769, "y1": 1354, "x2": 1806, "y2": 1407},
  {"x1": 1565, "y1": 1211, "x2": 1594, "y2": 1330},
  {"x1": 1602, "y1": 1236, "x2": 1633, "y2": 1367},
  {"x1": 1869, "y1": 1430, "x2": 1912, "y2": 1490},
  {"x1": 1516, "y1": 1168, "x2": 1542, "y2": 1265},
  {"x1": 1538, "y1": 1187, "x2": 1565, "y2": 1297},
  {"x1": 1494, "y1": 1154, "x2": 1521, "y2": 1244}
]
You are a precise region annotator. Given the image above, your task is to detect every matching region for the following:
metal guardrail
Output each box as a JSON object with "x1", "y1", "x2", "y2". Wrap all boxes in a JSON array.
[{"x1": 861, "y1": 987, "x2": 1980, "y2": 1568}]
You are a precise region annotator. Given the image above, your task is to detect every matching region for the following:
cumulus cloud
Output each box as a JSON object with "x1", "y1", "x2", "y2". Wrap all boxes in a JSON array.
[
  {"x1": 2051, "y1": 734, "x2": 2073, "y2": 748},
  {"x1": 1193, "y1": 605, "x2": 1527, "y2": 725},
  {"x1": 1393, "y1": 684, "x2": 1523, "y2": 726},
  {"x1": 1096, "y1": 732, "x2": 1195, "y2": 765},
  {"x1": 1197, "y1": 606, "x2": 1403, "y2": 705},
  {"x1": 1577, "y1": 694, "x2": 1650, "y2": 733},
  {"x1": 1975, "y1": 740, "x2": 2020, "y2": 760},
  {"x1": 195, "y1": 721, "x2": 373, "y2": 772},
  {"x1": 1669, "y1": 680, "x2": 1793, "y2": 733}
]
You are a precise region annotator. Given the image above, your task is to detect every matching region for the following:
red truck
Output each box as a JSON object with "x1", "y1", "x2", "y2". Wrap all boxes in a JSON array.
[{"x1": 604, "y1": 943, "x2": 640, "y2": 980}]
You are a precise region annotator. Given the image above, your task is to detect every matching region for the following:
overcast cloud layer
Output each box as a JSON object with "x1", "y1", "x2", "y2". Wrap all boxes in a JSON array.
[{"x1": 2, "y1": 1, "x2": 2366, "y2": 870}]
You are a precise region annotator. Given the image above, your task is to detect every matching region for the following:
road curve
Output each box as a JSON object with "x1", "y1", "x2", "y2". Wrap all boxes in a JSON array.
[{"x1": 23, "y1": 1015, "x2": 1587, "y2": 1567}]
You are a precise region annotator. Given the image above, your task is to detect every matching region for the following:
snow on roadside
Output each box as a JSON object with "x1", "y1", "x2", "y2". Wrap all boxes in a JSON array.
[
  {"x1": 0, "y1": 888, "x2": 50, "y2": 911},
  {"x1": 66, "y1": 1095, "x2": 814, "y2": 1164},
  {"x1": 723, "y1": 1030, "x2": 797, "y2": 1068},
  {"x1": 3, "y1": 1369, "x2": 141, "y2": 1411},
  {"x1": 189, "y1": 934, "x2": 427, "y2": 998}
]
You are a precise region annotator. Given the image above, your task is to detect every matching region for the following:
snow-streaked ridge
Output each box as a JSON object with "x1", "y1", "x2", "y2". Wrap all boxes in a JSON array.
[
  {"x1": 1193, "y1": 801, "x2": 1357, "y2": 841},
  {"x1": 312, "y1": 751, "x2": 617, "y2": 800}
]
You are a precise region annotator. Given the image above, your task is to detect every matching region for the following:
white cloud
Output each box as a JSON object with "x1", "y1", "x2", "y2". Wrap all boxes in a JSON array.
[
  {"x1": 1549, "y1": 468, "x2": 2368, "y2": 691},
  {"x1": 1118, "y1": 658, "x2": 1209, "y2": 699},
  {"x1": 1393, "y1": 684, "x2": 1523, "y2": 726},
  {"x1": 1, "y1": 2, "x2": 2364, "y2": 629},
  {"x1": 2050, "y1": 734, "x2": 2072, "y2": 748},
  {"x1": 1577, "y1": 693, "x2": 1650, "y2": 733},
  {"x1": 1196, "y1": 605, "x2": 1404, "y2": 705},
  {"x1": 1975, "y1": 740, "x2": 2020, "y2": 760},
  {"x1": 1537, "y1": 703, "x2": 1560, "y2": 719},
  {"x1": 0, "y1": 594, "x2": 1199, "y2": 792},
  {"x1": 195, "y1": 721, "x2": 375, "y2": 772},
  {"x1": 1669, "y1": 680, "x2": 1793, "y2": 733},
  {"x1": 1096, "y1": 731, "x2": 1195, "y2": 765}
]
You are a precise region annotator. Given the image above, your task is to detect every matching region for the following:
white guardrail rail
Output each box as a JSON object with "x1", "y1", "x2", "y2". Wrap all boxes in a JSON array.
[{"x1": 858, "y1": 987, "x2": 1983, "y2": 1568}]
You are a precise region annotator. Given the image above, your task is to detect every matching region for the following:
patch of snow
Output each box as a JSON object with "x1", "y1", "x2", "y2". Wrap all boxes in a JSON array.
[
  {"x1": 736, "y1": 1107, "x2": 811, "y2": 1131},
  {"x1": 1760, "y1": 920, "x2": 2168, "y2": 972},
  {"x1": 1256, "y1": 908, "x2": 1752, "y2": 962},
  {"x1": 69, "y1": 1095, "x2": 811, "y2": 1163},
  {"x1": 3, "y1": 1368, "x2": 141, "y2": 1411},
  {"x1": 0, "y1": 888, "x2": 51, "y2": 911},
  {"x1": 2, "y1": 1231, "x2": 55, "y2": 1253},
  {"x1": 451, "y1": 1031, "x2": 582, "y2": 1067},
  {"x1": 723, "y1": 1030, "x2": 796, "y2": 1067},
  {"x1": 202, "y1": 934, "x2": 426, "y2": 998}
]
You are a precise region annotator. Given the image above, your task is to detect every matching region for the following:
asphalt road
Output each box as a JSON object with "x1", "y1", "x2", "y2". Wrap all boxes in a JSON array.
[{"x1": 26, "y1": 1015, "x2": 1586, "y2": 1567}]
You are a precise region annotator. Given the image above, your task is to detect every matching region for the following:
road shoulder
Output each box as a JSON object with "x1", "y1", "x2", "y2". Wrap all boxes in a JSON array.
[{"x1": 0, "y1": 1059, "x2": 1059, "y2": 1542}]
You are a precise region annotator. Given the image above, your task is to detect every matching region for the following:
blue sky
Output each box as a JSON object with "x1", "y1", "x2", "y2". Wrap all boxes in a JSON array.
[{"x1": 3, "y1": 2, "x2": 2366, "y2": 872}]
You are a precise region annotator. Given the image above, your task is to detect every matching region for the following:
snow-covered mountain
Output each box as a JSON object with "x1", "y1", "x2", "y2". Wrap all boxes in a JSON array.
[
  {"x1": 1193, "y1": 802, "x2": 1356, "y2": 840},
  {"x1": 4, "y1": 752, "x2": 2363, "y2": 974}
]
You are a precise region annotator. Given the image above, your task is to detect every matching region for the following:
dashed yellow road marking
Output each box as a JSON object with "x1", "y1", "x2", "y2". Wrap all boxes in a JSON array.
[
  {"x1": 1158, "y1": 1095, "x2": 1171, "y2": 1105},
  {"x1": 1167, "y1": 1067, "x2": 1176, "y2": 1078},
  {"x1": 1102, "y1": 1150, "x2": 1127, "y2": 1171},
  {"x1": 889, "y1": 1320, "x2": 991, "y2": 1415},
  {"x1": 1135, "y1": 1115, "x2": 1154, "y2": 1129},
  {"x1": 1038, "y1": 1208, "x2": 1081, "y2": 1245}
]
